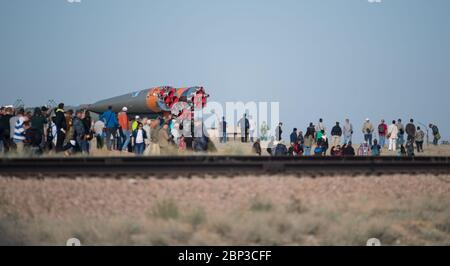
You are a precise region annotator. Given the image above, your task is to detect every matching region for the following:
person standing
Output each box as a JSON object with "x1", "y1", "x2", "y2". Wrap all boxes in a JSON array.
[
  {"x1": 12, "y1": 110, "x2": 27, "y2": 153},
  {"x1": 219, "y1": 116, "x2": 227, "y2": 143},
  {"x1": 315, "y1": 118, "x2": 326, "y2": 139},
  {"x1": 54, "y1": 103, "x2": 67, "y2": 152},
  {"x1": 63, "y1": 110, "x2": 74, "y2": 149},
  {"x1": 46, "y1": 117, "x2": 58, "y2": 151},
  {"x1": 342, "y1": 118, "x2": 353, "y2": 144},
  {"x1": 297, "y1": 131, "x2": 304, "y2": 146},
  {"x1": 118, "y1": 107, "x2": 131, "y2": 152},
  {"x1": 171, "y1": 122, "x2": 181, "y2": 146},
  {"x1": 23, "y1": 121, "x2": 43, "y2": 155},
  {"x1": 303, "y1": 128, "x2": 314, "y2": 156},
  {"x1": 147, "y1": 120, "x2": 160, "y2": 155},
  {"x1": 362, "y1": 118, "x2": 374, "y2": 146},
  {"x1": 72, "y1": 110, "x2": 85, "y2": 153},
  {"x1": 0, "y1": 107, "x2": 4, "y2": 153},
  {"x1": 9, "y1": 108, "x2": 19, "y2": 142},
  {"x1": 132, "y1": 122, "x2": 147, "y2": 155},
  {"x1": 290, "y1": 128, "x2": 298, "y2": 145},
  {"x1": 81, "y1": 110, "x2": 92, "y2": 154},
  {"x1": 415, "y1": 126, "x2": 425, "y2": 153},
  {"x1": 248, "y1": 116, "x2": 257, "y2": 143},
  {"x1": 93, "y1": 119, "x2": 105, "y2": 150},
  {"x1": 330, "y1": 122, "x2": 342, "y2": 148},
  {"x1": 143, "y1": 119, "x2": 152, "y2": 155},
  {"x1": 0, "y1": 107, "x2": 14, "y2": 153},
  {"x1": 429, "y1": 123, "x2": 440, "y2": 146},
  {"x1": 405, "y1": 119, "x2": 416, "y2": 142},
  {"x1": 388, "y1": 120, "x2": 399, "y2": 151},
  {"x1": 377, "y1": 119, "x2": 388, "y2": 148},
  {"x1": 397, "y1": 119, "x2": 405, "y2": 147},
  {"x1": 158, "y1": 123, "x2": 171, "y2": 155},
  {"x1": 406, "y1": 140, "x2": 415, "y2": 157},
  {"x1": 275, "y1": 122, "x2": 283, "y2": 141},
  {"x1": 30, "y1": 107, "x2": 47, "y2": 150},
  {"x1": 132, "y1": 116, "x2": 140, "y2": 131},
  {"x1": 100, "y1": 106, "x2": 119, "y2": 151},
  {"x1": 237, "y1": 114, "x2": 250, "y2": 142}
]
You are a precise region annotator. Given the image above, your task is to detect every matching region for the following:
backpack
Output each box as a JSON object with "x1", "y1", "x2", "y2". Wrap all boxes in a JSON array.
[
  {"x1": 314, "y1": 146, "x2": 323, "y2": 155},
  {"x1": 274, "y1": 144, "x2": 287, "y2": 156},
  {"x1": 378, "y1": 124, "x2": 385, "y2": 134}
]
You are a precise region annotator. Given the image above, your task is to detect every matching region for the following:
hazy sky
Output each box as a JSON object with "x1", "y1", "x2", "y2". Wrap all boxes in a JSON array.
[{"x1": 1, "y1": 0, "x2": 449, "y2": 141}]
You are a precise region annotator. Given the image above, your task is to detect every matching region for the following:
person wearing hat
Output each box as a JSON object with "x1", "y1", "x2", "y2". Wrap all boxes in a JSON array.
[
  {"x1": 118, "y1": 107, "x2": 130, "y2": 152},
  {"x1": 132, "y1": 115, "x2": 140, "y2": 131},
  {"x1": 362, "y1": 118, "x2": 374, "y2": 147}
]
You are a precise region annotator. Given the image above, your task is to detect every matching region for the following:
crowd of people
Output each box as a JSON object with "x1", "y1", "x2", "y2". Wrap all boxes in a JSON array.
[
  {"x1": 251, "y1": 118, "x2": 441, "y2": 157},
  {"x1": 0, "y1": 103, "x2": 211, "y2": 156},
  {"x1": 0, "y1": 104, "x2": 443, "y2": 157}
]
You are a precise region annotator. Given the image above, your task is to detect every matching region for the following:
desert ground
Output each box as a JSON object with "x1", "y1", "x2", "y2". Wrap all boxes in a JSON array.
[{"x1": 1, "y1": 173, "x2": 450, "y2": 245}]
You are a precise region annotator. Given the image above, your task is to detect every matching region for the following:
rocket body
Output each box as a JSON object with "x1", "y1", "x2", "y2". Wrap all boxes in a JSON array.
[{"x1": 88, "y1": 86, "x2": 208, "y2": 116}]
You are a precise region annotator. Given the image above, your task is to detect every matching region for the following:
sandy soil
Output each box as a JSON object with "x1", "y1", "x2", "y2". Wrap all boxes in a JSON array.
[
  {"x1": 1, "y1": 174, "x2": 450, "y2": 245},
  {"x1": 1, "y1": 174, "x2": 450, "y2": 220}
]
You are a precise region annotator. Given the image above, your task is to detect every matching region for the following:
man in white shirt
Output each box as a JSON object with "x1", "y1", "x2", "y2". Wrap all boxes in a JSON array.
[
  {"x1": 93, "y1": 120, "x2": 105, "y2": 149},
  {"x1": 343, "y1": 118, "x2": 353, "y2": 144},
  {"x1": 387, "y1": 120, "x2": 399, "y2": 151}
]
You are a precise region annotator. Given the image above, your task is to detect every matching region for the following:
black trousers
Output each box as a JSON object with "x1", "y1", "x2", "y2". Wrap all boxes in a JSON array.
[
  {"x1": 56, "y1": 130, "x2": 65, "y2": 152},
  {"x1": 415, "y1": 141, "x2": 423, "y2": 152},
  {"x1": 1, "y1": 134, "x2": 13, "y2": 153},
  {"x1": 241, "y1": 129, "x2": 249, "y2": 143}
]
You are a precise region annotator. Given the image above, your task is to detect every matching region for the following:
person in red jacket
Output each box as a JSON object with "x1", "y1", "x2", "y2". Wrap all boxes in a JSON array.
[
  {"x1": 377, "y1": 119, "x2": 388, "y2": 148},
  {"x1": 118, "y1": 107, "x2": 130, "y2": 151}
]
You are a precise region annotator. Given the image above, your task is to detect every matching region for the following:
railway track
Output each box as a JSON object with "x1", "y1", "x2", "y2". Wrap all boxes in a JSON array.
[{"x1": 0, "y1": 156, "x2": 449, "y2": 177}]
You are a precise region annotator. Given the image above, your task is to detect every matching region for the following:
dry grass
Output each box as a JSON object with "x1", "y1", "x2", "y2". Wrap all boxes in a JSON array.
[
  {"x1": 1, "y1": 174, "x2": 450, "y2": 245},
  {"x1": 1, "y1": 138, "x2": 449, "y2": 157}
]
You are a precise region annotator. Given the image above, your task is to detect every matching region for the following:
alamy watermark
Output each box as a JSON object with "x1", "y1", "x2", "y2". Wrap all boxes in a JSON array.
[{"x1": 175, "y1": 101, "x2": 280, "y2": 140}]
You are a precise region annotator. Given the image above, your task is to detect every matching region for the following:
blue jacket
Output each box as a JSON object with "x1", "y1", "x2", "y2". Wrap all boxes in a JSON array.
[
  {"x1": 290, "y1": 132, "x2": 298, "y2": 144},
  {"x1": 100, "y1": 110, "x2": 119, "y2": 129}
]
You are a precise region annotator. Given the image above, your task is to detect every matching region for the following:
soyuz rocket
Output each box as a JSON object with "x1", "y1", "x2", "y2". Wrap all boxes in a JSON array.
[{"x1": 87, "y1": 86, "x2": 209, "y2": 118}]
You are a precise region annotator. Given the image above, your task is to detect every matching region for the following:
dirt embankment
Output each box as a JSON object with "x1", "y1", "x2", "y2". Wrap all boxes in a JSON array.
[{"x1": 1, "y1": 174, "x2": 450, "y2": 245}]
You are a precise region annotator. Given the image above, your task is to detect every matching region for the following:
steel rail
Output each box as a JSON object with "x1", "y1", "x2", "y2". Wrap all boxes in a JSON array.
[{"x1": 0, "y1": 156, "x2": 449, "y2": 177}]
